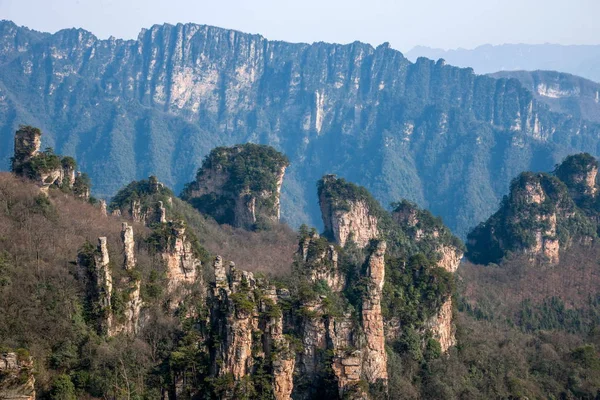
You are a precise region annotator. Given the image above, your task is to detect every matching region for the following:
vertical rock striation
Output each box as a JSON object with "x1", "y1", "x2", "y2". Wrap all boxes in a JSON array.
[
  {"x1": 361, "y1": 241, "x2": 388, "y2": 384},
  {"x1": 161, "y1": 221, "x2": 200, "y2": 293},
  {"x1": 121, "y1": 222, "x2": 136, "y2": 270}
]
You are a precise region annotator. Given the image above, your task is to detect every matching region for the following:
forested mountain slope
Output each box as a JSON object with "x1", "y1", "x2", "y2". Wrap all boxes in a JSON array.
[{"x1": 2, "y1": 20, "x2": 600, "y2": 236}]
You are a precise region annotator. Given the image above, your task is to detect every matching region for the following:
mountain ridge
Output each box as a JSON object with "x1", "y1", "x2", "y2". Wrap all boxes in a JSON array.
[
  {"x1": 2, "y1": 20, "x2": 600, "y2": 236},
  {"x1": 407, "y1": 43, "x2": 600, "y2": 83}
]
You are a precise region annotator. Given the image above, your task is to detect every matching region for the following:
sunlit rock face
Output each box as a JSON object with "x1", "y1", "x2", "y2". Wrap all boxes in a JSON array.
[
  {"x1": 4, "y1": 20, "x2": 600, "y2": 236},
  {"x1": 318, "y1": 175, "x2": 380, "y2": 248},
  {"x1": 0, "y1": 352, "x2": 36, "y2": 400}
]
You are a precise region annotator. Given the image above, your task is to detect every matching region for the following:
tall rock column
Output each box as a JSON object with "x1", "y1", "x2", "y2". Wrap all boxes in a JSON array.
[
  {"x1": 111, "y1": 222, "x2": 143, "y2": 336},
  {"x1": 94, "y1": 237, "x2": 114, "y2": 335},
  {"x1": 161, "y1": 221, "x2": 200, "y2": 294},
  {"x1": 361, "y1": 241, "x2": 388, "y2": 385},
  {"x1": 210, "y1": 258, "x2": 256, "y2": 381},
  {"x1": 121, "y1": 222, "x2": 136, "y2": 270}
]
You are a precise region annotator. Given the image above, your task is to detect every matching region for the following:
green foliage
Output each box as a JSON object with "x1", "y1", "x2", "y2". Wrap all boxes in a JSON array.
[
  {"x1": 555, "y1": 153, "x2": 598, "y2": 189},
  {"x1": 73, "y1": 173, "x2": 91, "y2": 197},
  {"x1": 382, "y1": 254, "x2": 453, "y2": 325},
  {"x1": 109, "y1": 176, "x2": 173, "y2": 212},
  {"x1": 49, "y1": 374, "x2": 76, "y2": 400},
  {"x1": 517, "y1": 296, "x2": 600, "y2": 334},
  {"x1": 198, "y1": 144, "x2": 288, "y2": 194},
  {"x1": 230, "y1": 291, "x2": 256, "y2": 315},
  {"x1": 26, "y1": 147, "x2": 61, "y2": 178},
  {"x1": 181, "y1": 144, "x2": 288, "y2": 229},
  {"x1": 317, "y1": 175, "x2": 390, "y2": 225}
]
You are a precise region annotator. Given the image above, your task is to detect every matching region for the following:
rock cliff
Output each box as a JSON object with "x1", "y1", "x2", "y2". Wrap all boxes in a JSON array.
[
  {"x1": 77, "y1": 233, "x2": 143, "y2": 337},
  {"x1": 160, "y1": 220, "x2": 201, "y2": 295},
  {"x1": 208, "y1": 257, "x2": 295, "y2": 399},
  {"x1": 467, "y1": 153, "x2": 600, "y2": 265},
  {"x1": 109, "y1": 176, "x2": 173, "y2": 226},
  {"x1": 392, "y1": 200, "x2": 464, "y2": 351},
  {"x1": 361, "y1": 241, "x2": 388, "y2": 384},
  {"x1": 318, "y1": 175, "x2": 381, "y2": 247},
  {"x1": 0, "y1": 352, "x2": 35, "y2": 400},
  {"x1": 11, "y1": 126, "x2": 88, "y2": 196},
  {"x1": 182, "y1": 144, "x2": 289, "y2": 230},
  {"x1": 6, "y1": 21, "x2": 600, "y2": 236}
]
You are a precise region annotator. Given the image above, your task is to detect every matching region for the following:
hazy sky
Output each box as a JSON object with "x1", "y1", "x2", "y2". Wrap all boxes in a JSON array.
[{"x1": 1, "y1": 0, "x2": 599, "y2": 51}]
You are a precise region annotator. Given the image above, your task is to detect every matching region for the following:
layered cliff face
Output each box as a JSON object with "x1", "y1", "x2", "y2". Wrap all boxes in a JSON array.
[
  {"x1": 4, "y1": 21, "x2": 600, "y2": 235},
  {"x1": 0, "y1": 352, "x2": 35, "y2": 400},
  {"x1": 467, "y1": 153, "x2": 600, "y2": 265},
  {"x1": 318, "y1": 175, "x2": 381, "y2": 247},
  {"x1": 182, "y1": 144, "x2": 289, "y2": 230}
]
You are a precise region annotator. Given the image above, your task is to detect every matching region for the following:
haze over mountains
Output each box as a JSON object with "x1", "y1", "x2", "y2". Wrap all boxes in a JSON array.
[
  {"x1": 2, "y1": 20, "x2": 600, "y2": 237},
  {"x1": 407, "y1": 44, "x2": 600, "y2": 83}
]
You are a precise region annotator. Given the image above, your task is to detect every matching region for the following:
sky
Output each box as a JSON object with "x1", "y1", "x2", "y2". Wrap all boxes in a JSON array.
[{"x1": 1, "y1": 0, "x2": 599, "y2": 52}]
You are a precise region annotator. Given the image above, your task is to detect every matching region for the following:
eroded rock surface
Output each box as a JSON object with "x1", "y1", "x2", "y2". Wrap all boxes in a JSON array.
[{"x1": 0, "y1": 352, "x2": 35, "y2": 400}]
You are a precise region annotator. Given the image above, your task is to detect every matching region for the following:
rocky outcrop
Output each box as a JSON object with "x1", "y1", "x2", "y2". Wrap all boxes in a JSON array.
[
  {"x1": 78, "y1": 234, "x2": 143, "y2": 337},
  {"x1": 111, "y1": 222, "x2": 143, "y2": 336},
  {"x1": 158, "y1": 220, "x2": 201, "y2": 308},
  {"x1": 318, "y1": 175, "x2": 380, "y2": 248},
  {"x1": 555, "y1": 153, "x2": 599, "y2": 202},
  {"x1": 209, "y1": 258, "x2": 295, "y2": 399},
  {"x1": 11, "y1": 126, "x2": 41, "y2": 173},
  {"x1": 0, "y1": 352, "x2": 35, "y2": 400},
  {"x1": 361, "y1": 241, "x2": 388, "y2": 384},
  {"x1": 182, "y1": 144, "x2": 289, "y2": 230},
  {"x1": 426, "y1": 300, "x2": 456, "y2": 353},
  {"x1": 11, "y1": 126, "x2": 88, "y2": 196},
  {"x1": 467, "y1": 161, "x2": 598, "y2": 265},
  {"x1": 212, "y1": 261, "x2": 256, "y2": 380},
  {"x1": 298, "y1": 231, "x2": 345, "y2": 292},
  {"x1": 121, "y1": 222, "x2": 136, "y2": 270},
  {"x1": 156, "y1": 201, "x2": 167, "y2": 223},
  {"x1": 99, "y1": 200, "x2": 108, "y2": 216},
  {"x1": 93, "y1": 237, "x2": 114, "y2": 334},
  {"x1": 392, "y1": 200, "x2": 463, "y2": 352}
]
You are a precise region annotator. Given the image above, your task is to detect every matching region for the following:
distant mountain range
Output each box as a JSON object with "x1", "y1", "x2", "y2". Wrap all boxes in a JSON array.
[
  {"x1": 406, "y1": 44, "x2": 600, "y2": 83},
  {"x1": 2, "y1": 20, "x2": 600, "y2": 237},
  {"x1": 489, "y1": 70, "x2": 600, "y2": 123}
]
